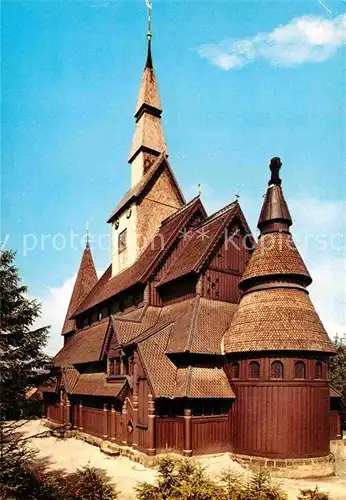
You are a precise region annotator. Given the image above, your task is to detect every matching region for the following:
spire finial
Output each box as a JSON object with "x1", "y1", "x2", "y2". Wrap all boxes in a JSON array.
[
  {"x1": 86, "y1": 220, "x2": 90, "y2": 248},
  {"x1": 269, "y1": 157, "x2": 282, "y2": 186},
  {"x1": 145, "y1": 1, "x2": 153, "y2": 68}
]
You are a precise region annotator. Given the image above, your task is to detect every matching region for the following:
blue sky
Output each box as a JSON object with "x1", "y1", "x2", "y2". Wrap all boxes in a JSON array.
[{"x1": 2, "y1": 0, "x2": 345, "y2": 353}]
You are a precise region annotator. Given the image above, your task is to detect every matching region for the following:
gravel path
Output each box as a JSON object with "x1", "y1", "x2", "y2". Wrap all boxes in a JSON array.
[{"x1": 22, "y1": 420, "x2": 346, "y2": 500}]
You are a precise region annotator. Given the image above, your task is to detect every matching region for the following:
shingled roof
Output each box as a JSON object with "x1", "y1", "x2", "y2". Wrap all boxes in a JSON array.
[
  {"x1": 136, "y1": 317, "x2": 236, "y2": 398},
  {"x1": 223, "y1": 288, "x2": 334, "y2": 353},
  {"x1": 240, "y1": 232, "x2": 312, "y2": 290},
  {"x1": 74, "y1": 197, "x2": 206, "y2": 316},
  {"x1": 158, "y1": 202, "x2": 239, "y2": 286},
  {"x1": 62, "y1": 243, "x2": 98, "y2": 335},
  {"x1": 54, "y1": 318, "x2": 110, "y2": 366},
  {"x1": 107, "y1": 154, "x2": 184, "y2": 222},
  {"x1": 72, "y1": 373, "x2": 126, "y2": 398},
  {"x1": 224, "y1": 158, "x2": 334, "y2": 355}
]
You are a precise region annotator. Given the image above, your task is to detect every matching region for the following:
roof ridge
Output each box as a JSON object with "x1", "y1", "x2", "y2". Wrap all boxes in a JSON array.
[
  {"x1": 161, "y1": 196, "x2": 200, "y2": 226},
  {"x1": 198, "y1": 200, "x2": 237, "y2": 228},
  {"x1": 185, "y1": 296, "x2": 200, "y2": 352}
]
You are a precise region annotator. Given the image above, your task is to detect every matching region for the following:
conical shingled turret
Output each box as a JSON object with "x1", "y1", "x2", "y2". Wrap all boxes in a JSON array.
[
  {"x1": 223, "y1": 158, "x2": 334, "y2": 354},
  {"x1": 128, "y1": 36, "x2": 166, "y2": 167},
  {"x1": 61, "y1": 241, "x2": 98, "y2": 336}
]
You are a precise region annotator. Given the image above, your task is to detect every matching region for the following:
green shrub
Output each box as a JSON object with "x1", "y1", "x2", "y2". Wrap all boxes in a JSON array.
[
  {"x1": 297, "y1": 487, "x2": 329, "y2": 500},
  {"x1": 244, "y1": 468, "x2": 287, "y2": 500},
  {"x1": 135, "y1": 457, "x2": 290, "y2": 500},
  {"x1": 67, "y1": 464, "x2": 119, "y2": 500},
  {"x1": 135, "y1": 456, "x2": 224, "y2": 500}
]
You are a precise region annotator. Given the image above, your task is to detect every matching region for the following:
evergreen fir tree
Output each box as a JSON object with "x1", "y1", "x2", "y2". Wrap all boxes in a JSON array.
[{"x1": 0, "y1": 249, "x2": 51, "y2": 420}]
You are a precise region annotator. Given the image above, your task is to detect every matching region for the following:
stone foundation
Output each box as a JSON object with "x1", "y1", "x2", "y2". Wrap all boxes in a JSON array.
[
  {"x1": 231, "y1": 452, "x2": 335, "y2": 479},
  {"x1": 43, "y1": 420, "x2": 337, "y2": 477}
]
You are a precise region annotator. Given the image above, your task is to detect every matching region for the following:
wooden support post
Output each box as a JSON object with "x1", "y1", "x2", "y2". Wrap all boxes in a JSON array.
[
  {"x1": 111, "y1": 405, "x2": 116, "y2": 442},
  {"x1": 66, "y1": 397, "x2": 71, "y2": 429},
  {"x1": 183, "y1": 408, "x2": 192, "y2": 457},
  {"x1": 60, "y1": 391, "x2": 64, "y2": 424},
  {"x1": 121, "y1": 400, "x2": 127, "y2": 446},
  {"x1": 103, "y1": 403, "x2": 108, "y2": 439},
  {"x1": 132, "y1": 352, "x2": 139, "y2": 450},
  {"x1": 79, "y1": 401, "x2": 83, "y2": 431},
  {"x1": 147, "y1": 393, "x2": 156, "y2": 456}
]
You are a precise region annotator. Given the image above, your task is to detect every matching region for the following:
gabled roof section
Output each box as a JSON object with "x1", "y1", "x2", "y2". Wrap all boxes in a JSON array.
[
  {"x1": 62, "y1": 243, "x2": 98, "y2": 335},
  {"x1": 107, "y1": 154, "x2": 185, "y2": 222},
  {"x1": 61, "y1": 366, "x2": 80, "y2": 394},
  {"x1": 54, "y1": 318, "x2": 110, "y2": 366},
  {"x1": 174, "y1": 366, "x2": 235, "y2": 399},
  {"x1": 158, "y1": 201, "x2": 244, "y2": 286},
  {"x1": 108, "y1": 305, "x2": 161, "y2": 354},
  {"x1": 72, "y1": 373, "x2": 126, "y2": 398},
  {"x1": 74, "y1": 197, "x2": 206, "y2": 316}
]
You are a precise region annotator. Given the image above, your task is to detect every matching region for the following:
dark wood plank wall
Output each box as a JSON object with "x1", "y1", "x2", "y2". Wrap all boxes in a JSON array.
[
  {"x1": 191, "y1": 415, "x2": 229, "y2": 454},
  {"x1": 156, "y1": 417, "x2": 185, "y2": 452},
  {"x1": 82, "y1": 407, "x2": 104, "y2": 438},
  {"x1": 202, "y1": 230, "x2": 251, "y2": 302},
  {"x1": 330, "y1": 411, "x2": 342, "y2": 440}
]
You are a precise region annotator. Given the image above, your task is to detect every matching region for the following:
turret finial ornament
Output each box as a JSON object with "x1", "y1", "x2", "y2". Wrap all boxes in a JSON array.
[{"x1": 269, "y1": 157, "x2": 282, "y2": 186}]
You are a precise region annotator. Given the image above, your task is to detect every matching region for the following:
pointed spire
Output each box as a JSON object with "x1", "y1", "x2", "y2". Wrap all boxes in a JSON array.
[
  {"x1": 257, "y1": 157, "x2": 292, "y2": 234},
  {"x1": 128, "y1": 8, "x2": 166, "y2": 171},
  {"x1": 223, "y1": 156, "x2": 334, "y2": 355},
  {"x1": 61, "y1": 241, "x2": 98, "y2": 335}
]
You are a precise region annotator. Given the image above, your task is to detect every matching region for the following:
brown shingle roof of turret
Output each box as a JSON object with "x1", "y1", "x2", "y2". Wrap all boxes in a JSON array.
[
  {"x1": 240, "y1": 232, "x2": 311, "y2": 289},
  {"x1": 223, "y1": 287, "x2": 334, "y2": 354},
  {"x1": 62, "y1": 244, "x2": 98, "y2": 335}
]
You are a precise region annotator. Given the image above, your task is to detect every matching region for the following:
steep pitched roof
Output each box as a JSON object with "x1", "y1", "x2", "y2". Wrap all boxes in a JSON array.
[
  {"x1": 158, "y1": 202, "x2": 240, "y2": 286},
  {"x1": 54, "y1": 318, "x2": 110, "y2": 366},
  {"x1": 62, "y1": 243, "x2": 98, "y2": 335},
  {"x1": 240, "y1": 232, "x2": 312, "y2": 290},
  {"x1": 108, "y1": 305, "x2": 161, "y2": 355},
  {"x1": 107, "y1": 154, "x2": 185, "y2": 222},
  {"x1": 136, "y1": 320, "x2": 235, "y2": 399},
  {"x1": 174, "y1": 366, "x2": 235, "y2": 399},
  {"x1": 223, "y1": 288, "x2": 334, "y2": 353},
  {"x1": 72, "y1": 373, "x2": 126, "y2": 398},
  {"x1": 74, "y1": 197, "x2": 206, "y2": 316},
  {"x1": 224, "y1": 158, "x2": 335, "y2": 355}
]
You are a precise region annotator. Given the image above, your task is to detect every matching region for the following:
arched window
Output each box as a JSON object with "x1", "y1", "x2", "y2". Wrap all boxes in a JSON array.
[
  {"x1": 232, "y1": 362, "x2": 240, "y2": 379},
  {"x1": 271, "y1": 361, "x2": 284, "y2": 379},
  {"x1": 315, "y1": 361, "x2": 322, "y2": 379},
  {"x1": 249, "y1": 361, "x2": 260, "y2": 379},
  {"x1": 295, "y1": 361, "x2": 306, "y2": 379}
]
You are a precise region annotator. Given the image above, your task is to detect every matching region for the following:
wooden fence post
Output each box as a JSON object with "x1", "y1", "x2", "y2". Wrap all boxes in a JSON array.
[
  {"x1": 132, "y1": 353, "x2": 139, "y2": 450},
  {"x1": 103, "y1": 403, "x2": 108, "y2": 439},
  {"x1": 79, "y1": 401, "x2": 83, "y2": 431},
  {"x1": 147, "y1": 393, "x2": 156, "y2": 456},
  {"x1": 66, "y1": 397, "x2": 71, "y2": 430},
  {"x1": 111, "y1": 405, "x2": 116, "y2": 442},
  {"x1": 183, "y1": 408, "x2": 192, "y2": 457},
  {"x1": 121, "y1": 400, "x2": 127, "y2": 446},
  {"x1": 60, "y1": 391, "x2": 64, "y2": 424}
]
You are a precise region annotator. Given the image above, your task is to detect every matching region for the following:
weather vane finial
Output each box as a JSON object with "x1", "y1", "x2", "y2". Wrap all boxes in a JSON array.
[
  {"x1": 145, "y1": 0, "x2": 152, "y2": 40},
  {"x1": 86, "y1": 220, "x2": 90, "y2": 247}
]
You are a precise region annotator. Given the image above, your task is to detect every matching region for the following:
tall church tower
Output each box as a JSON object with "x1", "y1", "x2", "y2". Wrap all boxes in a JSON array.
[{"x1": 108, "y1": 22, "x2": 184, "y2": 277}]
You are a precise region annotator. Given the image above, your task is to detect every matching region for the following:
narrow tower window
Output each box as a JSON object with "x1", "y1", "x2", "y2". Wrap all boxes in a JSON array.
[
  {"x1": 118, "y1": 229, "x2": 127, "y2": 254},
  {"x1": 249, "y1": 361, "x2": 260, "y2": 379},
  {"x1": 271, "y1": 361, "x2": 284, "y2": 379},
  {"x1": 315, "y1": 361, "x2": 322, "y2": 379},
  {"x1": 294, "y1": 361, "x2": 306, "y2": 379},
  {"x1": 232, "y1": 362, "x2": 240, "y2": 379}
]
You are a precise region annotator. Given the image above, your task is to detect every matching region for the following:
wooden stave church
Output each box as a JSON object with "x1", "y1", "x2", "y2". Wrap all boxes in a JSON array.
[{"x1": 42, "y1": 32, "x2": 344, "y2": 463}]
